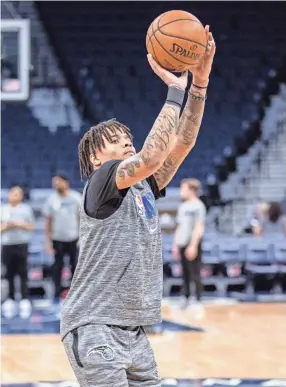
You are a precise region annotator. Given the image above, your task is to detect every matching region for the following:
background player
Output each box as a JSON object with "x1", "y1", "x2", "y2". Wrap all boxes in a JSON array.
[
  {"x1": 1, "y1": 186, "x2": 35, "y2": 319},
  {"x1": 43, "y1": 174, "x2": 81, "y2": 304},
  {"x1": 173, "y1": 178, "x2": 206, "y2": 309}
]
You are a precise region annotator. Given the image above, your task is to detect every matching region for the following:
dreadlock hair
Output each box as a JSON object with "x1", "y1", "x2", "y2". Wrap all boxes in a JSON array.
[{"x1": 78, "y1": 119, "x2": 133, "y2": 180}]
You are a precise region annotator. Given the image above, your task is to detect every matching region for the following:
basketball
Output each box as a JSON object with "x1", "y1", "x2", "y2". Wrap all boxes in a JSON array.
[{"x1": 146, "y1": 10, "x2": 207, "y2": 72}]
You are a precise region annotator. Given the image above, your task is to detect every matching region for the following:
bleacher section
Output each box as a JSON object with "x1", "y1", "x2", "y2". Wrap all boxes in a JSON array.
[
  {"x1": 1, "y1": 0, "x2": 83, "y2": 189},
  {"x1": 35, "y1": 1, "x2": 286, "y2": 186},
  {"x1": 2, "y1": 2, "x2": 286, "y2": 189},
  {"x1": 162, "y1": 233, "x2": 286, "y2": 300},
  {"x1": 218, "y1": 85, "x2": 286, "y2": 234},
  {"x1": 1, "y1": 103, "x2": 83, "y2": 188},
  {"x1": 2, "y1": 220, "x2": 285, "y2": 301}
]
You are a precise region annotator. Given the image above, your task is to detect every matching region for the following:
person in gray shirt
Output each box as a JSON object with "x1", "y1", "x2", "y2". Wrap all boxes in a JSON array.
[
  {"x1": 43, "y1": 174, "x2": 81, "y2": 302},
  {"x1": 252, "y1": 202, "x2": 286, "y2": 237},
  {"x1": 1, "y1": 186, "x2": 34, "y2": 318},
  {"x1": 173, "y1": 178, "x2": 206, "y2": 309},
  {"x1": 61, "y1": 32, "x2": 215, "y2": 387}
]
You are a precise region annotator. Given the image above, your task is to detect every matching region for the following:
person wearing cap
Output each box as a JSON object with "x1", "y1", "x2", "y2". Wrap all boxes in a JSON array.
[{"x1": 43, "y1": 174, "x2": 82, "y2": 303}]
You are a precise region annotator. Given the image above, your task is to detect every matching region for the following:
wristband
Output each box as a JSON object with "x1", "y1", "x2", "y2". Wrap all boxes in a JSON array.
[
  {"x1": 166, "y1": 86, "x2": 185, "y2": 108},
  {"x1": 188, "y1": 91, "x2": 207, "y2": 102},
  {"x1": 192, "y1": 83, "x2": 208, "y2": 90}
]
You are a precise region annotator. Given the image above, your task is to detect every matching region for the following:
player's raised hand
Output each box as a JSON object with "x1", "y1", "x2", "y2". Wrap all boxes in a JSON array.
[
  {"x1": 189, "y1": 25, "x2": 216, "y2": 85},
  {"x1": 147, "y1": 54, "x2": 188, "y2": 91}
]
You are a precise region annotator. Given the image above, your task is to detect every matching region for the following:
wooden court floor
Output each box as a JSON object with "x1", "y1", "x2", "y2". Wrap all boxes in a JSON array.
[{"x1": 1, "y1": 302, "x2": 286, "y2": 383}]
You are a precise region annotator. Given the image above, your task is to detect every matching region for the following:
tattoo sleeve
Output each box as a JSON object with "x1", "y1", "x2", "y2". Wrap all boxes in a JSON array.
[
  {"x1": 116, "y1": 102, "x2": 181, "y2": 189},
  {"x1": 176, "y1": 85, "x2": 207, "y2": 146},
  {"x1": 140, "y1": 104, "x2": 180, "y2": 165},
  {"x1": 154, "y1": 85, "x2": 207, "y2": 190}
]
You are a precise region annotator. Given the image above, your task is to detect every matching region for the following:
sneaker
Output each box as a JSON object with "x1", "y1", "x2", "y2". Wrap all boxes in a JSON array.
[
  {"x1": 2, "y1": 298, "x2": 17, "y2": 319},
  {"x1": 19, "y1": 299, "x2": 32, "y2": 319},
  {"x1": 190, "y1": 301, "x2": 204, "y2": 312},
  {"x1": 180, "y1": 298, "x2": 190, "y2": 310}
]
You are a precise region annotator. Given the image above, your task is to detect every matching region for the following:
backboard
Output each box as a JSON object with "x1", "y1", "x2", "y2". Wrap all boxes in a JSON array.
[{"x1": 1, "y1": 19, "x2": 30, "y2": 102}]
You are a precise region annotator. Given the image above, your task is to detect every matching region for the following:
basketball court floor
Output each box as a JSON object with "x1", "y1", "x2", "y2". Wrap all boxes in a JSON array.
[{"x1": 1, "y1": 299, "x2": 286, "y2": 387}]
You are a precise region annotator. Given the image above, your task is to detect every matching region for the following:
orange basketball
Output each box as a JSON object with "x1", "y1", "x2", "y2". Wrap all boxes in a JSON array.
[{"x1": 146, "y1": 10, "x2": 207, "y2": 72}]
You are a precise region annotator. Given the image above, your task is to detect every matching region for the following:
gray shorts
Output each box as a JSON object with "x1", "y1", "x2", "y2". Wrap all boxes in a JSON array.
[{"x1": 62, "y1": 324, "x2": 161, "y2": 387}]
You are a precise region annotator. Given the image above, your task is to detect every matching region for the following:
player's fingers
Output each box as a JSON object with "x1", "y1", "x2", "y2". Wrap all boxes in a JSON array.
[
  {"x1": 147, "y1": 53, "x2": 157, "y2": 68},
  {"x1": 147, "y1": 54, "x2": 164, "y2": 75},
  {"x1": 206, "y1": 32, "x2": 215, "y2": 57},
  {"x1": 147, "y1": 53, "x2": 162, "y2": 70},
  {"x1": 202, "y1": 29, "x2": 212, "y2": 56},
  {"x1": 147, "y1": 56, "x2": 161, "y2": 76},
  {"x1": 204, "y1": 25, "x2": 209, "y2": 50},
  {"x1": 205, "y1": 25, "x2": 210, "y2": 38},
  {"x1": 206, "y1": 42, "x2": 212, "y2": 56},
  {"x1": 209, "y1": 32, "x2": 216, "y2": 56},
  {"x1": 211, "y1": 43, "x2": 216, "y2": 57}
]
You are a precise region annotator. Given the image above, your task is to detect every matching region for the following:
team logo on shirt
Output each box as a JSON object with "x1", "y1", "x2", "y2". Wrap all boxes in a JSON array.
[
  {"x1": 135, "y1": 192, "x2": 158, "y2": 233},
  {"x1": 142, "y1": 192, "x2": 157, "y2": 220},
  {"x1": 135, "y1": 195, "x2": 145, "y2": 216}
]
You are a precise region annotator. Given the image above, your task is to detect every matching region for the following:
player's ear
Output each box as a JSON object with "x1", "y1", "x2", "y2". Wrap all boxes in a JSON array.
[{"x1": 90, "y1": 154, "x2": 101, "y2": 168}]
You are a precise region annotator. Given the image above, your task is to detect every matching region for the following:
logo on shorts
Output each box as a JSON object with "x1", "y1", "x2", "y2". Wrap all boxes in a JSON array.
[{"x1": 88, "y1": 345, "x2": 114, "y2": 361}]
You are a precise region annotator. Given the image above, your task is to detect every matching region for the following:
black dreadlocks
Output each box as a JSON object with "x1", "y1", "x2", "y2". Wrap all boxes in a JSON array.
[{"x1": 78, "y1": 119, "x2": 133, "y2": 179}]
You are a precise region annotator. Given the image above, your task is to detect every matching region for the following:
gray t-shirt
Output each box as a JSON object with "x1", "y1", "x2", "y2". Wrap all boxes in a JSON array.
[
  {"x1": 176, "y1": 198, "x2": 206, "y2": 247},
  {"x1": 260, "y1": 216, "x2": 286, "y2": 236},
  {"x1": 43, "y1": 190, "x2": 82, "y2": 242},
  {"x1": 1, "y1": 203, "x2": 35, "y2": 245}
]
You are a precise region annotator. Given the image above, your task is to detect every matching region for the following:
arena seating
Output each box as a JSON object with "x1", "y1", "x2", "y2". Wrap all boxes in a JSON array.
[
  {"x1": 18, "y1": 233, "x2": 284, "y2": 300},
  {"x1": 34, "y1": 1, "x2": 286, "y2": 187},
  {"x1": 2, "y1": 221, "x2": 284, "y2": 301},
  {"x1": 217, "y1": 86, "x2": 286, "y2": 234},
  {"x1": 1, "y1": 187, "x2": 285, "y2": 302},
  {"x1": 1, "y1": 103, "x2": 84, "y2": 188},
  {"x1": 2, "y1": 3, "x2": 285, "y2": 189},
  {"x1": 162, "y1": 233, "x2": 286, "y2": 298}
]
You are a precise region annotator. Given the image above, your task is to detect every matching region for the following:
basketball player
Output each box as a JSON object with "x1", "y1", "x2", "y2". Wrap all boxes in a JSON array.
[
  {"x1": 61, "y1": 27, "x2": 215, "y2": 386},
  {"x1": 43, "y1": 174, "x2": 81, "y2": 303},
  {"x1": 1, "y1": 186, "x2": 34, "y2": 319},
  {"x1": 172, "y1": 178, "x2": 206, "y2": 309}
]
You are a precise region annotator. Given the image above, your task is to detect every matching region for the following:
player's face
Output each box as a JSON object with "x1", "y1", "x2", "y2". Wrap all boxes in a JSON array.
[
  {"x1": 180, "y1": 183, "x2": 195, "y2": 200},
  {"x1": 8, "y1": 187, "x2": 23, "y2": 204},
  {"x1": 180, "y1": 183, "x2": 189, "y2": 200},
  {"x1": 52, "y1": 177, "x2": 69, "y2": 192},
  {"x1": 100, "y1": 131, "x2": 136, "y2": 161}
]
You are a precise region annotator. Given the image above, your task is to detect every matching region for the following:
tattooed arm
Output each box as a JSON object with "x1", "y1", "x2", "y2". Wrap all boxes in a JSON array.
[
  {"x1": 154, "y1": 27, "x2": 216, "y2": 190},
  {"x1": 116, "y1": 27, "x2": 216, "y2": 191},
  {"x1": 115, "y1": 53, "x2": 189, "y2": 190},
  {"x1": 116, "y1": 102, "x2": 181, "y2": 190},
  {"x1": 154, "y1": 82, "x2": 207, "y2": 190}
]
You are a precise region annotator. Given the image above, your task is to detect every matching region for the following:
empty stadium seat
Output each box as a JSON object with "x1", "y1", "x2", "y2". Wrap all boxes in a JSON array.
[{"x1": 30, "y1": 1, "x2": 286, "y2": 187}]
